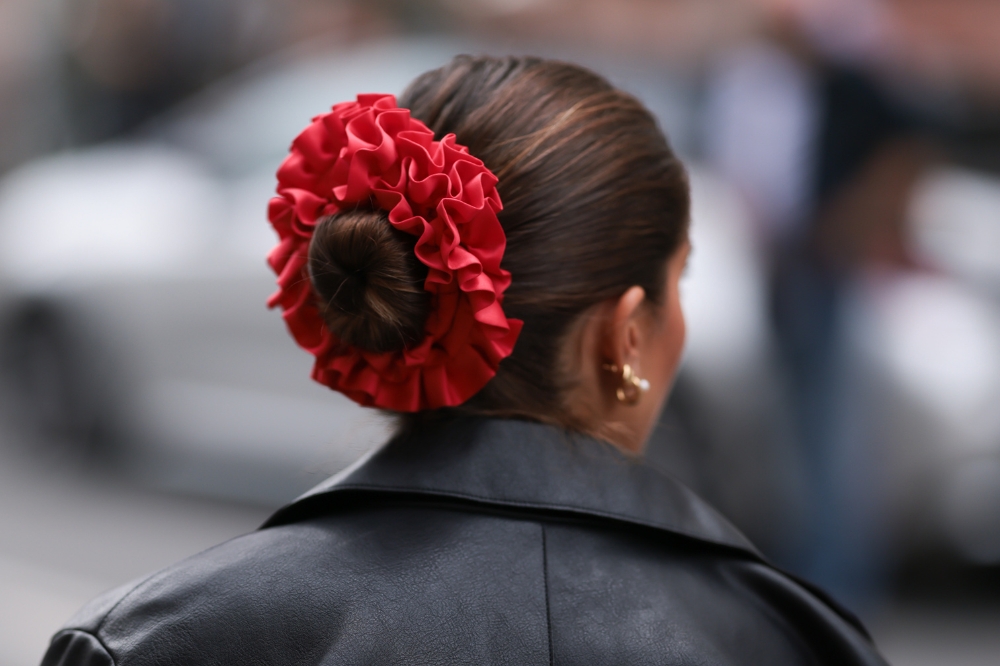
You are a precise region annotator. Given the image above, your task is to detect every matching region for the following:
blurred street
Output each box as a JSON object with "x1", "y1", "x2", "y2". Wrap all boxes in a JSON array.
[{"x1": 2, "y1": 415, "x2": 999, "y2": 666}]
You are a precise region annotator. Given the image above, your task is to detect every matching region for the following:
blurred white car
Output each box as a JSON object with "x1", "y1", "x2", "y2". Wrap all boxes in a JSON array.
[{"x1": 0, "y1": 40, "x2": 485, "y2": 504}]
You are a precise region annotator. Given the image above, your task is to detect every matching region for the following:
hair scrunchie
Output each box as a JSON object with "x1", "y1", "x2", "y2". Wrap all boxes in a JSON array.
[{"x1": 267, "y1": 94, "x2": 522, "y2": 411}]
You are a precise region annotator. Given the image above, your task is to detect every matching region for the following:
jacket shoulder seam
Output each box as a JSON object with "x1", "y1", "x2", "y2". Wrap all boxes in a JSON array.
[
  {"x1": 92, "y1": 531, "x2": 263, "y2": 638},
  {"x1": 92, "y1": 570, "x2": 161, "y2": 637}
]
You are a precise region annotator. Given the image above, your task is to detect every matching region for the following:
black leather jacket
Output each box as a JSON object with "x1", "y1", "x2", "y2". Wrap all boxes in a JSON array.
[{"x1": 42, "y1": 418, "x2": 887, "y2": 665}]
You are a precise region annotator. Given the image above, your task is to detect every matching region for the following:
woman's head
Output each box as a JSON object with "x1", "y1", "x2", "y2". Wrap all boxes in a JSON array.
[{"x1": 307, "y1": 55, "x2": 690, "y2": 450}]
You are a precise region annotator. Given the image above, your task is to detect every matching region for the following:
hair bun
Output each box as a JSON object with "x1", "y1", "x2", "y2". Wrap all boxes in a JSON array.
[{"x1": 308, "y1": 211, "x2": 430, "y2": 353}]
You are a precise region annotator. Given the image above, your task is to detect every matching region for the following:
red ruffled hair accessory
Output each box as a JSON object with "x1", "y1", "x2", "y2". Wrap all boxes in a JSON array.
[{"x1": 267, "y1": 94, "x2": 522, "y2": 411}]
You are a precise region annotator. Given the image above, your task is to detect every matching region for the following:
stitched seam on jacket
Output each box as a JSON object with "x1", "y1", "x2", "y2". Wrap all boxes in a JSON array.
[
  {"x1": 541, "y1": 524, "x2": 554, "y2": 666},
  {"x1": 92, "y1": 533, "x2": 269, "y2": 644},
  {"x1": 93, "y1": 570, "x2": 161, "y2": 638},
  {"x1": 320, "y1": 482, "x2": 755, "y2": 554}
]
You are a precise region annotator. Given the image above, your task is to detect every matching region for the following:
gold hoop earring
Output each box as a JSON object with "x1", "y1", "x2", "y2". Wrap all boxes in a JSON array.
[{"x1": 602, "y1": 363, "x2": 650, "y2": 405}]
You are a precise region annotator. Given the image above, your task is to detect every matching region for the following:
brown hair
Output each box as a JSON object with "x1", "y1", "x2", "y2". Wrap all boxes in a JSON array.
[{"x1": 308, "y1": 55, "x2": 689, "y2": 428}]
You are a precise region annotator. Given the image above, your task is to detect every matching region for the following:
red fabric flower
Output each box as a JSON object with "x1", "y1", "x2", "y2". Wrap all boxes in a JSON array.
[{"x1": 267, "y1": 94, "x2": 522, "y2": 411}]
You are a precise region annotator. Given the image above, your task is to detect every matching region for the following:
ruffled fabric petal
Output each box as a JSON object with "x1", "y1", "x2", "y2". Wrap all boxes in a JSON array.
[{"x1": 267, "y1": 94, "x2": 521, "y2": 411}]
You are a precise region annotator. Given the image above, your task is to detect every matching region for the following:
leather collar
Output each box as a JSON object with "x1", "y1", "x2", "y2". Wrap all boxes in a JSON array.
[{"x1": 263, "y1": 417, "x2": 759, "y2": 557}]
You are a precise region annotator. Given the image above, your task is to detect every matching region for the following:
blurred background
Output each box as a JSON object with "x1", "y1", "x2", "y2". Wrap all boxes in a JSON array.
[{"x1": 1, "y1": 0, "x2": 999, "y2": 664}]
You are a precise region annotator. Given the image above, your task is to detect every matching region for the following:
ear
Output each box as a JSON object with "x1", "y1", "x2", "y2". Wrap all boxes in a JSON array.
[{"x1": 601, "y1": 285, "x2": 647, "y2": 372}]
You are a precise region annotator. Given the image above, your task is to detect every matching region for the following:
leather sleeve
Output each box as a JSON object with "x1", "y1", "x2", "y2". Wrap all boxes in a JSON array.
[{"x1": 41, "y1": 630, "x2": 115, "y2": 666}]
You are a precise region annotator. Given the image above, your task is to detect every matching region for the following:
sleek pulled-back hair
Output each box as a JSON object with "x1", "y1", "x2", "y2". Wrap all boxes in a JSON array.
[{"x1": 308, "y1": 55, "x2": 689, "y2": 427}]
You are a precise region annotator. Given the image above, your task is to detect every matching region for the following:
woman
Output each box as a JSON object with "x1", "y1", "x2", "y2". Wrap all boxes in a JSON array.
[{"x1": 42, "y1": 56, "x2": 886, "y2": 665}]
